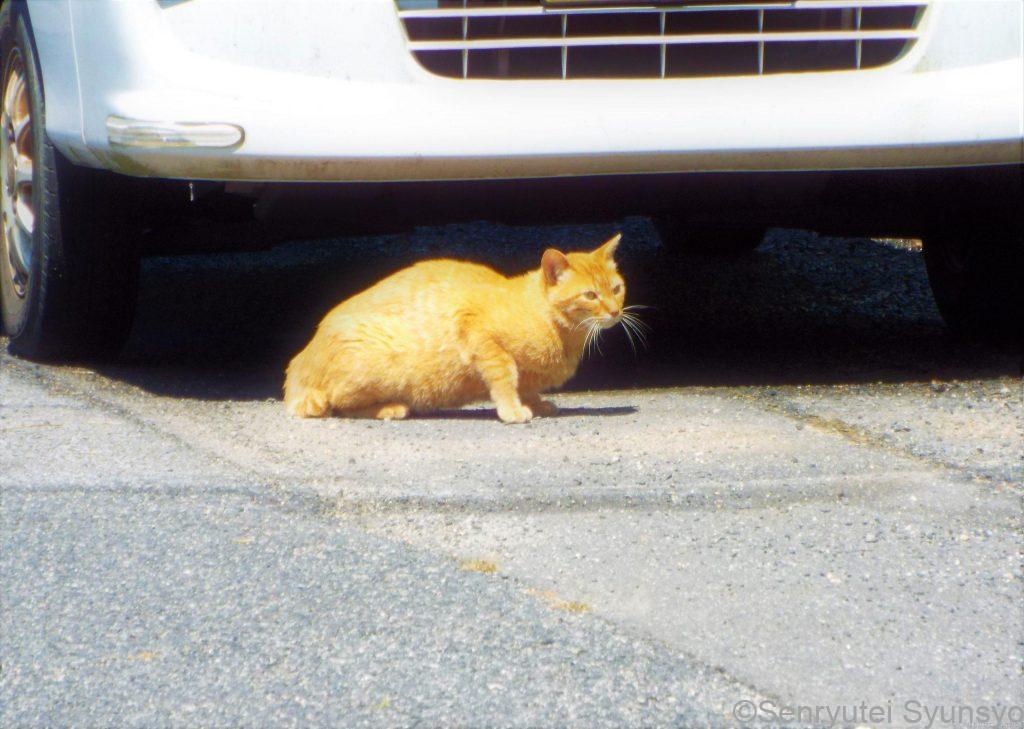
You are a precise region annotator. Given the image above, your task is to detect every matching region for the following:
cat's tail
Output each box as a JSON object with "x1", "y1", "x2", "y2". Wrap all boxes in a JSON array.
[
  {"x1": 284, "y1": 357, "x2": 330, "y2": 418},
  {"x1": 285, "y1": 386, "x2": 330, "y2": 418}
]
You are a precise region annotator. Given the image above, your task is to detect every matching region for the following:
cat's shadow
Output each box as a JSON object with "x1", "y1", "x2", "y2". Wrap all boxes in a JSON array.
[{"x1": 418, "y1": 405, "x2": 637, "y2": 421}]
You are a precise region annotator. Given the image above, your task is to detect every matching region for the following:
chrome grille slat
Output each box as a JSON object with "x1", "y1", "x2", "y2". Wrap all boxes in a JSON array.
[
  {"x1": 659, "y1": 10, "x2": 667, "y2": 78},
  {"x1": 561, "y1": 14, "x2": 569, "y2": 78},
  {"x1": 406, "y1": 29, "x2": 919, "y2": 51},
  {"x1": 461, "y1": 0, "x2": 468, "y2": 77},
  {"x1": 855, "y1": 5, "x2": 863, "y2": 68},
  {"x1": 396, "y1": 0, "x2": 927, "y2": 80},
  {"x1": 398, "y1": 1, "x2": 926, "y2": 19},
  {"x1": 757, "y1": 7, "x2": 765, "y2": 72}
]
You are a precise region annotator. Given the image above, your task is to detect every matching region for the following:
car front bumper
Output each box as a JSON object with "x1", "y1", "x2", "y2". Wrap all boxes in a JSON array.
[{"x1": 31, "y1": 0, "x2": 1024, "y2": 182}]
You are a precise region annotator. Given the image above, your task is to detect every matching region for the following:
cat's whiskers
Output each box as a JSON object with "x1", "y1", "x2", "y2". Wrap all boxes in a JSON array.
[
  {"x1": 620, "y1": 311, "x2": 650, "y2": 350},
  {"x1": 619, "y1": 316, "x2": 640, "y2": 357},
  {"x1": 625, "y1": 323, "x2": 648, "y2": 352},
  {"x1": 584, "y1": 322, "x2": 596, "y2": 358},
  {"x1": 591, "y1": 322, "x2": 604, "y2": 356},
  {"x1": 578, "y1": 309, "x2": 649, "y2": 359},
  {"x1": 577, "y1": 316, "x2": 604, "y2": 359},
  {"x1": 573, "y1": 317, "x2": 596, "y2": 332}
]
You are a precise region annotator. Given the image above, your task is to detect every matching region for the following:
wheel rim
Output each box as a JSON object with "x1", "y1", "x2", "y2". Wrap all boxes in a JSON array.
[{"x1": 1, "y1": 48, "x2": 34, "y2": 302}]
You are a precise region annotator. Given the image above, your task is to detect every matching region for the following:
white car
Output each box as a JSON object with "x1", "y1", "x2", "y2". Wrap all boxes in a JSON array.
[{"x1": 1, "y1": 0, "x2": 1021, "y2": 358}]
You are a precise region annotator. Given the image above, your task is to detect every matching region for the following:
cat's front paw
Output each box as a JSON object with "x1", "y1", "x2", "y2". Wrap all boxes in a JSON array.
[{"x1": 497, "y1": 402, "x2": 533, "y2": 424}]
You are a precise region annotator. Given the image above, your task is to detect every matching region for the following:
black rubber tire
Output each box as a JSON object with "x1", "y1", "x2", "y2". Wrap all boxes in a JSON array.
[
  {"x1": 653, "y1": 217, "x2": 766, "y2": 257},
  {"x1": 0, "y1": 2, "x2": 140, "y2": 360},
  {"x1": 922, "y1": 227, "x2": 1023, "y2": 344}
]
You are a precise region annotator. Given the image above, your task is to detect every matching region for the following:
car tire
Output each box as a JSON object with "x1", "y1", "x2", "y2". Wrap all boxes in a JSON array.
[
  {"x1": 0, "y1": 2, "x2": 140, "y2": 360},
  {"x1": 922, "y1": 226, "x2": 1023, "y2": 343},
  {"x1": 653, "y1": 217, "x2": 766, "y2": 257}
]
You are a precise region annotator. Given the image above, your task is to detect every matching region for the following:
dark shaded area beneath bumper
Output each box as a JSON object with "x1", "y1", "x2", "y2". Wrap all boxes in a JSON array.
[{"x1": 137, "y1": 165, "x2": 1023, "y2": 256}]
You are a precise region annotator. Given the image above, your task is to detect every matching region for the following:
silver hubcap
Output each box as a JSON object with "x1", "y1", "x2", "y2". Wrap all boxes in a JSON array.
[{"x1": 1, "y1": 48, "x2": 34, "y2": 300}]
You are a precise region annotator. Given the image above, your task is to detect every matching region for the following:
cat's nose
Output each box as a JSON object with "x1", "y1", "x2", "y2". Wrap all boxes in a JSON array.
[{"x1": 607, "y1": 308, "x2": 621, "y2": 319}]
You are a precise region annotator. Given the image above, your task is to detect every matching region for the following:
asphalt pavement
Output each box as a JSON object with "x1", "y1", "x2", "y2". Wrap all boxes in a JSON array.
[{"x1": 1, "y1": 220, "x2": 1021, "y2": 726}]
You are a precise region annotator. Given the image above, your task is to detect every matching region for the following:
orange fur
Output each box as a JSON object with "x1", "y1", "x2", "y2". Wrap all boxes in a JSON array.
[{"x1": 284, "y1": 234, "x2": 627, "y2": 423}]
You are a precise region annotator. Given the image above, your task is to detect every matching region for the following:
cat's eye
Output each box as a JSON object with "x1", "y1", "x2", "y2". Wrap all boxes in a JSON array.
[
  {"x1": 612, "y1": 284, "x2": 623, "y2": 295},
  {"x1": 581, "y1": 290, "x2": 598, "y2": 300}
]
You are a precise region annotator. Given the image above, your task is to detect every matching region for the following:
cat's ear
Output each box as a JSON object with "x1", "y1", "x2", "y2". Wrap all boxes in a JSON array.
[
  {"x1": 595, "y1": 233, "x2": 622, "y2": 261},
  {"x1": 542, "y1": 248, "x2": 570, "y2": 286}
]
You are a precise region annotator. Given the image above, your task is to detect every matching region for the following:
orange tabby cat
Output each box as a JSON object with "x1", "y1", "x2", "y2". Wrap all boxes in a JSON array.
[{"x1": 284, "y1": 234, "x2": 628, "y2": 423}]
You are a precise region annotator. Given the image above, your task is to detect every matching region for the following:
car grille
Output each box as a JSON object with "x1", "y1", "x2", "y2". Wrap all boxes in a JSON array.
[{"x1": 395, "y1": 1, "x2": 927, "y2": 79}]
